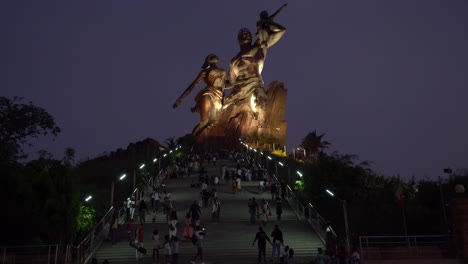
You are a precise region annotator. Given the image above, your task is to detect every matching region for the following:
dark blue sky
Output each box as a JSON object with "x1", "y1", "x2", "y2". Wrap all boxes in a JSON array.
[{"x1": 2, "y1": 1, "x2": 467, "y2": 180}]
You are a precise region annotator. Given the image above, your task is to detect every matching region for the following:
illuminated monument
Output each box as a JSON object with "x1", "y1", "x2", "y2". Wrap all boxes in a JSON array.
[{"x1": 173, "y1": 5, "x2": 288, "y2": 151}]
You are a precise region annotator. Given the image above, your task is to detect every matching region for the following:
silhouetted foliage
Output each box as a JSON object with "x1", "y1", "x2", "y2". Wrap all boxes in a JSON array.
[
  {"x1": 0, "y1": 97, "x2": 80, "y2": 246},
  {"x1": 0, "y1": 96, "x2": 61, "y2": 163},
  {"x1": 269, "y1": 130, "x2": 466, "y2": 248}
]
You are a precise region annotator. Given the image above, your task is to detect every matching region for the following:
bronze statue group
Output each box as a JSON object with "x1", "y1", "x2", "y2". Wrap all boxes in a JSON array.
[{"x1": 173, "y1": 4, "x2": 287, "y2": 139}]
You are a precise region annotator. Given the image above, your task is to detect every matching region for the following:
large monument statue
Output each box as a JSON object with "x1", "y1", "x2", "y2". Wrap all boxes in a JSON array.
[
  {"x1": 223, "y1": 4, "x2": 287, "y2": 125},
  {"x1": 172, "y1": 54, "x2": 227, "y2": 137},
  {"x1": 174, "y1": 5, "x2": 288, "y2": 151}
]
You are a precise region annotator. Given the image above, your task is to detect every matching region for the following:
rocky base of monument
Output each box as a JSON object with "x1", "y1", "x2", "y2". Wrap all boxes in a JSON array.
[{"x1": 193, "y1": 81, "x2": 287, "y2": 151}]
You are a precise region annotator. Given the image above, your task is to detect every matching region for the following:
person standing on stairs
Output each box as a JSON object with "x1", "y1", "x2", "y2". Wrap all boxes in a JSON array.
[
  {"x1": 152, "y1": 229, "x2": 160, "y2": 264},
  {"x1": 190, "y1": 226, "x2": 206, "y2": 264},
  {"x1": 252, "y1": 226, "x2": 272, "y2": 264},
  {"x1": 211, "y1": 197, "x2": 221, "y2": 223},
  {"x1": 135, "y1": 223, "x2": 144, "y2": 261}
]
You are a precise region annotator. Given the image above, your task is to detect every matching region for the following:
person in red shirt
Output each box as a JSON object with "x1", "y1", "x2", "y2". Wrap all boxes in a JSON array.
[
  {"x1": 126, "y1": 220, "x2": 133, "y2": 241},
  {"x1": 135, "y1": 224, "x2": 144, "y2": 260}
]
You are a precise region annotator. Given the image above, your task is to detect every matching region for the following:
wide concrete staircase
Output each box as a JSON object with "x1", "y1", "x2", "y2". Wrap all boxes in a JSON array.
[{"x1": 93, "y1": 159, "x2": 323, "y2": 264}]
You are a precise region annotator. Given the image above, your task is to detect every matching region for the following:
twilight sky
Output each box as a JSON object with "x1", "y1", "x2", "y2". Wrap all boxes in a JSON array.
[{"x1": 2, "y1": 1, "x2": 467, "y2": 180}]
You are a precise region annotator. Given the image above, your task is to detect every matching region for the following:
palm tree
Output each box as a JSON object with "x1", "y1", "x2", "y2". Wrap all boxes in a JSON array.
[
  {"x1": 164, "y1": 137, "x2": 178, "y2": 149},
  {"x1": 300, "y1": 130, "x2": 330, "y2": 162}
]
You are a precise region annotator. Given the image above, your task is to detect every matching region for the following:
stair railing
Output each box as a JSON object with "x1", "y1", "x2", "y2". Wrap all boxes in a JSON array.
[{"x1": 271, "y1": 174, "x2": 327, "y2": 244}]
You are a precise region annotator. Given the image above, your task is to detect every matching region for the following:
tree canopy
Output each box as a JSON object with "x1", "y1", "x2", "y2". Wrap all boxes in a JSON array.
[
  {"x1": 0, "y1": 96, "x2": 61, "y2": 162},
  {"x1": 300, "y1": 130, "x2": 330, "y2": 162},
  {"x1": 0, "y1": 97, "x2": 80, "y2": 246}
]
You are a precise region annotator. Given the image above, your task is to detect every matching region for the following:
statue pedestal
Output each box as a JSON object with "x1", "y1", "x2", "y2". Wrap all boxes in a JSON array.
[{"x1": 193, "y1": 81, "x2": 287, "y2": 151}]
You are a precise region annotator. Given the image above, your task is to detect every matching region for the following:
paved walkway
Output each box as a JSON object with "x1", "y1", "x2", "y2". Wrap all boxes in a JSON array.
[{"x1": 93, "y1": 159, "x2": 323, "y2": 263}]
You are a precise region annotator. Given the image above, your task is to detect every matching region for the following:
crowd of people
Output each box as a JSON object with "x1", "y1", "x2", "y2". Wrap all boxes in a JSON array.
[{"x1": 96, "y1": 150, "x2": 358, "y2": 264}]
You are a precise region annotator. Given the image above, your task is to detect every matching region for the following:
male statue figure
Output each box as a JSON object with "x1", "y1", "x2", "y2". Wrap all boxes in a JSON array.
[{"x1": 223, "y1": 5, "x2": 286, "y2": 124}]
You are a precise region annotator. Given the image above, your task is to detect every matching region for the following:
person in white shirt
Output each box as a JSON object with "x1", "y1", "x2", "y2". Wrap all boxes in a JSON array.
[
  {"x1": 129, "y1": 196, "x2": 136, "y2": 220},
  {"x1": 152, "y1": 189, "x2": 161, "y2": 214},
  {"x1": 280, "y1": 245, "x2": 289, "y2": 264},
  {"x1": 246, "y1": 169, "x2": 252, "y2": 181},
  {"x1": 236, "y1": 177, "x2": 242, "y2": 192},
  {"x1": 190, "y1": 226, "x2": 206, "y2": 264},
  {"x1": 259, "y1": 180, "x2": 265, "y2": 191},
  {"x1": 201, "y1": 182, "x2": 208, "y2": 192},
  {"x1": 351, "y1": 248, "x2": 361, "y2": 264}
]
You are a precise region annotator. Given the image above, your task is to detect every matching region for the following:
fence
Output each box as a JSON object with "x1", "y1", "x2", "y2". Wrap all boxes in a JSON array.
[
  {"x1": 359, "y1": 235, "x2": 453, "y2": 261},
  {"x1": 1, "y1": 245, "x2": 59, "y2": 264}
]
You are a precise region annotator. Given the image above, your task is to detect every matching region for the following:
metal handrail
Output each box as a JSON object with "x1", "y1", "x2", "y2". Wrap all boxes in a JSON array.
[
  {"x1": 270, "y1": 173, "x2": 327, "y2": 244},
  {"x1": 75, "y1": 205, "x2": 115, "y2": 264},
  {"x1": 75, "y1": 170, "x2": 167, "y2": 264},
  {"x1": 306, "y1": 202, "x2": 328, "y2": 243}
]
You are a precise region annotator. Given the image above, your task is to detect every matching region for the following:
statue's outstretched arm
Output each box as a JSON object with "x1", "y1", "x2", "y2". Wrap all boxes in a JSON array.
[
  {"x1": 173, "y1": 70, "x2": 206, "y2": 108},
  {"x1": 270, "y1": 3, "x2": 288, "y2": 20}
]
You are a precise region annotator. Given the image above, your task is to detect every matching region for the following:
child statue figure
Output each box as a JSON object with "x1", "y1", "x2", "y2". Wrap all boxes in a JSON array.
[{"x1": 256, "y1": 3, "x2": 288, "y2": 48}]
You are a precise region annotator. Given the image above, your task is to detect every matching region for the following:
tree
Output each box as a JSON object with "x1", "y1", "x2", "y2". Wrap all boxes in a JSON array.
[
  {"x1": 0, "y1": 96, "x2": 61, "y2": 162},
  {"x1": 300, "y1": 130, "x2": 330, "y2": 162},
  {"x1": 177, "y1": 134, "x2": 195, "y2": 152},
  {"x1": 26, "y1": 151, "x2": 80, "y2": 245},
  {"x1": 76, "y1": 205, "x2": 95, "y2": 234},
  {"x1": 164, "y1": 136, "x2": 177, "y2": 149}
]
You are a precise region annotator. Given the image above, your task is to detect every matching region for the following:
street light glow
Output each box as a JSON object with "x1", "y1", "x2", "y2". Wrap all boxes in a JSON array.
[
  {"x1": 139, "y1": 164, "x2": 145, "y2": 169},
  {"x1": 268, "y1": 156, "x2": 272, "y2": 160},
  {"x1": 169, "y1": 150, "x2": 173, "y2": 153},
  {"x1": 297, "y1": 171, "x2": 303, "y2": 177},
  {"x1": 253, "y1": 149, "x2": 257, "y2": 152},
  {"x1": 119, "y1": 174, "x2": 126, "y2": 180},
  {"x1": 85, "y1": 196, "x2": 92, "y2": 202},
  {"x1": 326, "y1": 189, "x2": 335, "y2": 197},
  {"x1": 260, "y1": 152, "x2": 263, "y2": 155},
  {"x1": 278, "y1": 162, "x2": 284, "y2": 166},
  {"x1": 153, "y1": 158, "x2": 158, "y2": 162},
  {"x1": 163, "y1": 154, "x2": 167, "y2": 157}
]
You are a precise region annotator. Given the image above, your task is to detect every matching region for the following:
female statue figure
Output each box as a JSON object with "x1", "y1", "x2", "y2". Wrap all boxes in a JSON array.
[{"x1": 173, "y1": 54, "x2": 226, "y2": 137}]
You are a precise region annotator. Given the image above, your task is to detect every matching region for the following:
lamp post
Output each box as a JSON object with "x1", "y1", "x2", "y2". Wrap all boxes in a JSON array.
[
  {"x1": 275, "y1": 161, "x2": 278, "y2": 176},
  {"x1": 260, "y1": 151, "x2": 264, "y2": 168},
  {"x1": 326, "y1": 189, "x2": 351, "y2": 255},
  {"x1": 153, "y1": 158, "x2": 161, "y2": 175},
  {"x1": 111, "y1": 173, "x2": 127, "y2": 207},
  {"x1": 441, "y1": 168, "x2": 452, "y2": 235},
  {"x1": 277, "y1": 161, "x2": 284, "y2": 177}
]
